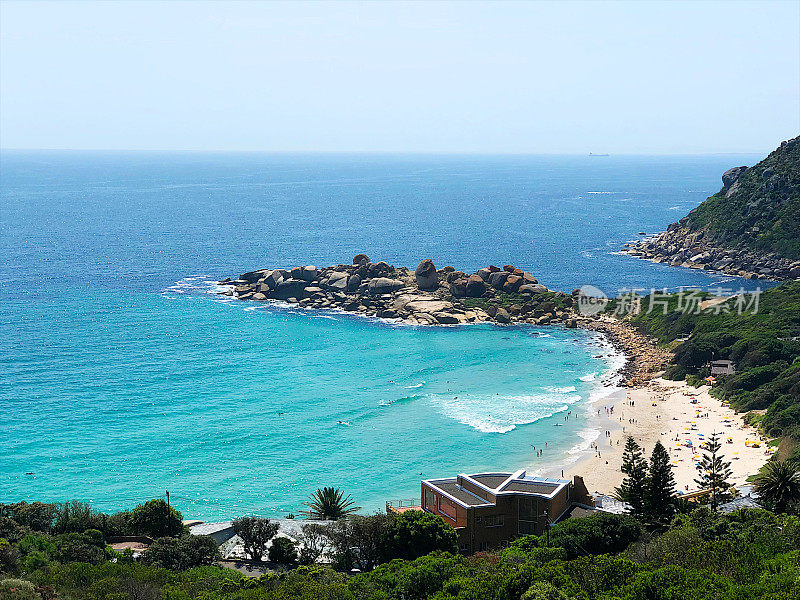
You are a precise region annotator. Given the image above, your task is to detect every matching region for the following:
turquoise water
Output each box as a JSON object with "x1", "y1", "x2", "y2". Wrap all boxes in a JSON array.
[
  {"x1": 0, "y1": 151, "x2": 767, "y2": 519},
  {"x1": 0, "y1": 284, "x2": 616, "y2": 519}
]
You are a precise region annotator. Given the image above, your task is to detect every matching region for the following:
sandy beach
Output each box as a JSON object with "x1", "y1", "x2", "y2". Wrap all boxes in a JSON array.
[{"x1": 559, "y1": 378, "x2": 774, "y2": 497}]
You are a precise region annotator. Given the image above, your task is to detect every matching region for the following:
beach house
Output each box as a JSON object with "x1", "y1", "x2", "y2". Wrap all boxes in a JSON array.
[
  {"x1": 389, "y1": 470, "x2": 594, "y2": 553},
  {"x1": 710, "y1": 360, "x2": 736, "y2": 375}
]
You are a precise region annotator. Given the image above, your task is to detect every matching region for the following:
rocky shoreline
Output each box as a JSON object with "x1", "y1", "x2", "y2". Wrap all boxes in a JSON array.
[
  {"x1": 622, "y1": 227, "x2": 800, "y2": 281},
  {"x1": 622, "y1": 157, "x2": 800, "y2": 281},
  {"x1": 575, "y1": 316, "x2": 672, "y2": 387},
  {"x1": 217, "y1": 255, "x2": 670, "y2": 387}
]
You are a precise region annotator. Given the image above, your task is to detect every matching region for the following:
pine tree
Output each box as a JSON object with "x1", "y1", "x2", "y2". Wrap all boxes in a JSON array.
[
  {"x1": 645, "y1": 440, "x2": 676, "y2": 526},
  {"x1": 615, "y1": 436, "x2": 648, "y2": 519},
  {"x1": 694, "y1": 432, "x2": 733, "y2": 511}
]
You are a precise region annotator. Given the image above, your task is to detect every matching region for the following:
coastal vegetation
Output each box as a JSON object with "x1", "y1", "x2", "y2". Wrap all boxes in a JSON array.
[
  {"x1": 753, "y1": 461, "x2": 800, "y2": 513},
  {"x1": 2, "y1": 450, "x2": 799, "y2": 599},
  {"x1": 2, "y1": 501, "x2": 799, "y2": 599},
  {"x1": 683, "y1": 136, "x2": 800, "y2": 261},
  {"x1": 612, "y1": 281, "x2": 800, "y2": 450},
  {"x1": 301, "y1": 488, "x2": 360, "y2": 521},
  {"x1": 626, "y1": 136, "x2": 800, "y2": 278},
  {"x1": 232, "y1": 517, "x2": 279, "y2": 563}
]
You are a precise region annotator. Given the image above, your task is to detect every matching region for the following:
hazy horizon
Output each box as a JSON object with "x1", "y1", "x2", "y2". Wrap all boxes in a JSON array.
[
  {"x1": 0, "y1": 148, "x2": 772, "y2": 156},
  {"x1": 1, "y1": 0, "x2": 798, "y2": 154}
]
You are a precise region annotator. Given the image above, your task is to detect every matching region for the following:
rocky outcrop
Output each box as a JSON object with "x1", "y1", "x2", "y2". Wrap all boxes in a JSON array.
[
  {"x1": 577, "y1": 316, "x2": 671, "y2": 387},
  {"x1": 465, "y1": 274, "x2": 486, "y2": 297},
  {"x1": 624, "y1": 136, "x2": 800, "y2": 280},
  {"x1": 219, "y1": 255, "x2": 576, "y2": 327},
  {"x1": 219, "y1": 255, "x2": 671, "y2": 387},
  {"x1": 624, "y1": 229, "x2": 800, "y2": 280},
  {"x1": 368, "y1": 277, "x2": 404, "y2": 295},
  {"x1": 414, "y1": 259, "x2": 439, "y2": 291}
]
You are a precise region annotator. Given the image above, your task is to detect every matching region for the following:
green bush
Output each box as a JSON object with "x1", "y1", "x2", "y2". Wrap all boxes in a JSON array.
[
  {"x1": 130, "y1": 500, "x2": 184, "y2": 538},
  {"x1": 268, "y1": 537, "x2": 298, "y2": 565},
  {"x1": 0, "y1": 539, "x2": 19, "y2": 575},
  {"x1": 543, "y1": 513, "x2": 642, "y2": 558},
  {"x1": 141, "y1": 535, "x2": 219, "y2": 571},
  {"x1": 382, "y1": 510, "x2": 459, "y2": 562},
  {"x1": 0, "y1": 578, "x2": 39, "y2": 600}
]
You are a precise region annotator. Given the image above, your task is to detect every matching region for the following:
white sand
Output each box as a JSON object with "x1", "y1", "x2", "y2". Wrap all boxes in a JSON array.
[{"x1": 560, "y1": 378, "x2": 774, "y2": 496}]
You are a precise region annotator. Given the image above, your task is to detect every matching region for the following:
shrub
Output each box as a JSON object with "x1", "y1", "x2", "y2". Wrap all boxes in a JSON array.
[
  {"x1": 0, "y1": 539, "x2": 20, "y2": 575},
  {"x1": 55, "y1": 532, "x2": 107, "y2": 565},
  {"x1": 0, "y1": 578, "x2": 39, "y2": 600},
  {"x1": 52, "y1": 502, "x2": 102, "y2": 535},
  {"x1": 545, "y1": 513, "x2": 642, "y2": 558},
  {"x1": 141, "y1": 535, "x2": 219, "y2": 571},
  {"x1": 130, "y1": 500, "x2": 184, "y2": 539},
  {"x1": 268, "y1": 537, "x2": 298, "y2": 565},
  {"x1": 382, "y1": 510, "x2": 459, "y2": 562}
]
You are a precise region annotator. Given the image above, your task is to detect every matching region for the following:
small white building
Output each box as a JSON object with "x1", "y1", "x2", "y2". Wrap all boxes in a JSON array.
[{"x1": 710, "y1": 360, "x2": 736, "y2": 375}]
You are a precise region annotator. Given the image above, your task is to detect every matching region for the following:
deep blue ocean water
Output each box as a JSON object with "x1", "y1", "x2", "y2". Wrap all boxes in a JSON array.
[{"x1": 0, "y1": 151, "x2": 765, "y2": 519}]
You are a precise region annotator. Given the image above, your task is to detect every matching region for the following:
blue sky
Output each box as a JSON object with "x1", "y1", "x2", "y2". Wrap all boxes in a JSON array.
[{"x1": 1, "y1": 0, "x2": 798, "y2": 153}]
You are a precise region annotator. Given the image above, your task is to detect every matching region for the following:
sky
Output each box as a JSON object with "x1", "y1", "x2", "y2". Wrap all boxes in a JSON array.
[{"x1": 1, "y1": 0, "x2": 798, "y2": 153}]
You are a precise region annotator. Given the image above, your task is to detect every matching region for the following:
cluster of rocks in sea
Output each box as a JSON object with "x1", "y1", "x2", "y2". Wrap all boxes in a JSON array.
[
  {"x1": 218, "y1": 255, "x2": 674, "y2": 387},
  {"x1": 217, "y1": 255, "x2": 579, "y2": 327}
]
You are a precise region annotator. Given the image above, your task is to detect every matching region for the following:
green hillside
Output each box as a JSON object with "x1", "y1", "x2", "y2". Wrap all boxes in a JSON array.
[
  {"x1": 618, "y1": 281, "x2": 800, "y2": 442},
  {"x1": 684, "y1": 136, "x2": 800, "y2": 259}
]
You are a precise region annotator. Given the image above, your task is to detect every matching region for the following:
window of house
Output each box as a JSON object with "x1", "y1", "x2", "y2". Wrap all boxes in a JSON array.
[
  {"x1": 518, "y1": 497, "x2": 540, "y2": 535},
  {"x1": 484, "y1": 514, "x2": 504, "y2": 527},
  {"x1": 424, "y1": 489, "x2": 437, "y2": 510}
]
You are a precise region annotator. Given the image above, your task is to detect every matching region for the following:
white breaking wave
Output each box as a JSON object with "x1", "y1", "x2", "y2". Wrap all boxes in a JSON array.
[
  {"x1": 547, "y1": 386, "x2": 577, "y2": 393},
  {"x1": 579, "y1": 373, "x2": 597, "y2": 382},
  {"x1": 567, "y1": 427, "x2": 603, "y2": 457},
  {"x1": 432, "y1": 392, "x2": 582, "y2": 434}
]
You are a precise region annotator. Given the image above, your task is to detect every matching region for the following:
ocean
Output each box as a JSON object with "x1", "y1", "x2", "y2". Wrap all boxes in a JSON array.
[{"x1": 0, "y1": 151, "x2": 765, "y2": 519}]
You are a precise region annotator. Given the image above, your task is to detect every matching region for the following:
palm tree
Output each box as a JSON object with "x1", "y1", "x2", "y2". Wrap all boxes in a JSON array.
[
  {"x1": 302, "y1": 487, "x2": 361, "y2": 520},
  {"x1": 753, "y1": 461, "x2": 800, "y2": 513}
]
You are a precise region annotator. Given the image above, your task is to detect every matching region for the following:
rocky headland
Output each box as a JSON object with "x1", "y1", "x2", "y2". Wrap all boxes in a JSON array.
[
  {"x1": 217, "y1": 255, "x2": 669, "y2": 386},
  {"x1": 218, "y1": 255, "x2": 575, "y2": 327},
  {"x1": 624, "y1": 136, "x2": 800, "y2": 281}
]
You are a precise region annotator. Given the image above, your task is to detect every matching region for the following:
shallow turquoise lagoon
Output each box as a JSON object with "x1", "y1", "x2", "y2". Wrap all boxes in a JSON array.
[{"x1": 0, "y1": 283, "x2": 618, "y2": 520}]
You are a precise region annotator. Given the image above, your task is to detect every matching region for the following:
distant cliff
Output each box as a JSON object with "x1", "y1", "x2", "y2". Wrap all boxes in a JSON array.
[{"x1": 627, "y1": 136, "x2": 800, "y2": 280}]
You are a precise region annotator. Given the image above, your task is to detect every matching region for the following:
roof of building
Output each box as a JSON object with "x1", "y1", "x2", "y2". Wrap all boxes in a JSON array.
[
  {"x1": 433, "y1": 480, "x2": 493, "y2": 506},
  {"x1": 189, "y1": 521, "x2": 234, "y2": 536},
  {"x1": 424, "y1": 470, "x2": 570, "y2": 509},
  {"x1": 719, "y1": 495, "x2": 764, "y2": 513},
  {"x1": 501, "y1": 480, "x2": 560, "y2": 495},
  {"x1": 470, "y1": 474, "x2": 511, "y2": 489},
  {"x1": 558, "y1": 504, "x2": 599, "y2": 521}
]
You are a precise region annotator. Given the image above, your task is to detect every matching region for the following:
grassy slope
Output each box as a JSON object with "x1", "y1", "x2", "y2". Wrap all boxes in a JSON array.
[
  {"x1": 620, "y1": 281, "x2": 800, "y2": 441},
  {"x1": 684, "y1": 137, "x2": 800, "y2": 260}
]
